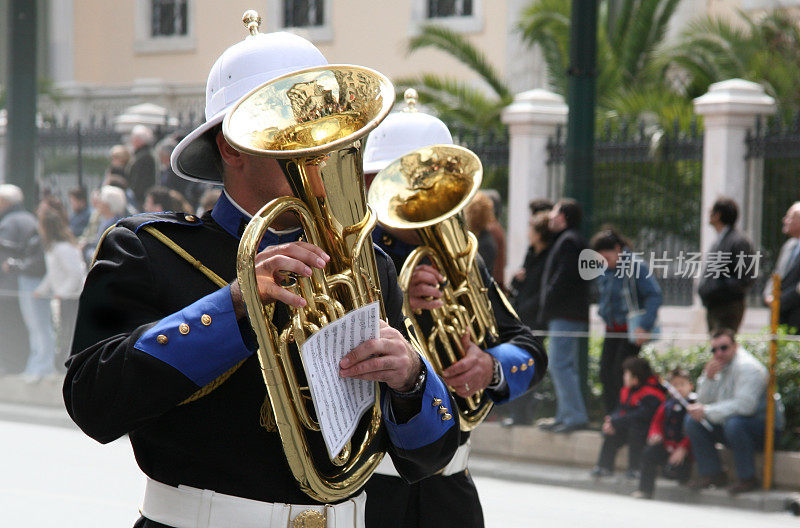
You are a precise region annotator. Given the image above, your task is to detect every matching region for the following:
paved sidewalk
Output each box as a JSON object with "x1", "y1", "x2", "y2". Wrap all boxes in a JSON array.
[{"x1": 469, "y1": 455, "x2": 799, "y2": 514}]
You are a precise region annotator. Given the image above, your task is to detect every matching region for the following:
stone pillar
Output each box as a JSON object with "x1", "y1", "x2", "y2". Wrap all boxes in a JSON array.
[
  {"x1": 693, "y1": 79, "x2": 776, "y2": 262},
  {"x1": 501, "y1": 89, "x2": 568, "y2": 283}
]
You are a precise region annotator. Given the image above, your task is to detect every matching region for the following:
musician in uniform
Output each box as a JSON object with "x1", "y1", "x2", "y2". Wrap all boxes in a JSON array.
[
  {"x1": 362, "y1": 92, "x2": 548, "y2": 528},
  {"x1": 63, "y1": 14, "x2": 460, "y2": 528}
]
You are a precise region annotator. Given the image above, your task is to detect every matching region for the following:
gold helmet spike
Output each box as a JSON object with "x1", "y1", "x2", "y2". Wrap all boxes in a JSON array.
[
  {"x1": 402, "y1": 88, "x2": 419, "y2": 113},
  {"x1": 242, "y1": 9, "x2": 262, "y2": 36}
]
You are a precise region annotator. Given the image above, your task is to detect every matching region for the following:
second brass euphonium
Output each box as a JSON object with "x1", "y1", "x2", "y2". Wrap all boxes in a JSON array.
[
  {"x1": 367, "y1": 144, "x2": 499, "y2": 431},
  {"x1": 222, "y1": 65, "x2": 395, "y2": 502}
]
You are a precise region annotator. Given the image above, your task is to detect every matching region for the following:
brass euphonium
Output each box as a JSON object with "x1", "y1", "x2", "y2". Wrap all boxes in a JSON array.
[
  {"x1": 222, "y1": 65, "x2": 395, "y2": 502},
  {"x1": 367, "y1": 144, "x2": 499, "y2": 431}
]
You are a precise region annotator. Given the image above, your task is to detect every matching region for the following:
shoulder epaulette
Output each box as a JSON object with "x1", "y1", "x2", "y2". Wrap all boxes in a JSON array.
[{"x1": 116, "y1": 211, "x2": 205, "y2": 233}]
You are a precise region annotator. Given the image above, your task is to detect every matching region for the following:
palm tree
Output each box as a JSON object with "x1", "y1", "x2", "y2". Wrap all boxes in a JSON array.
[
  {"x1": 663, "y1": 9, "x2": 800, "y2": 121},
  {"x1": 394, "y1": 25, "x2": 513, "y2": 132},
  {"x1": 519, "y1": 0, "x2": 693, "y2": 130}
]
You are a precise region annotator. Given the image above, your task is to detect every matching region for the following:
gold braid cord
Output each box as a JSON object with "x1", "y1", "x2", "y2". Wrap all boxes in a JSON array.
[{"x1": 141, "y1": 226, "x2": 275, "y2": 426}]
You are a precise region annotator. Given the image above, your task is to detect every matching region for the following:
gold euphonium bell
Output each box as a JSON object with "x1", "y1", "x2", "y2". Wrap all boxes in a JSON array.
[
  {"x1": 222, "y1": 64, "x2": 395, "y2": 502},
  {"x1": 367, "y1": 144, "x2": 499, "y2": 432}
]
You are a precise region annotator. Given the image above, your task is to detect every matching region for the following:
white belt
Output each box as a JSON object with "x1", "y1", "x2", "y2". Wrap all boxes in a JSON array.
[
  {"x1": 374, "y1": 441, "x2": 471, "y2": 478},
  {"x1": 141, "y1": 477, "x2": 365, "y2": 528}
]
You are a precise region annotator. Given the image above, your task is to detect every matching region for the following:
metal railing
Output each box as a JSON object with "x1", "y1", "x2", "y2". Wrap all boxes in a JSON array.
[{"x1": 547, "y1": 120, "x2": 704, "y2": 305}]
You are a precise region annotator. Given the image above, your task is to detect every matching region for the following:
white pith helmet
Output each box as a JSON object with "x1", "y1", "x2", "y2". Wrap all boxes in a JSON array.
[
  {"x1": 171, "y1": 10, "x2": 327, "y2": 183},
  {"x1": 363, "y1": 89, "x2": 453, "y2": 174}
]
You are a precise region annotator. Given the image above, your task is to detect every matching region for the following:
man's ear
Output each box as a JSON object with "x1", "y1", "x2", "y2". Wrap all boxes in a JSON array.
[{"x1": 216, "y1": 131, "x2": 243, "y2": 169}]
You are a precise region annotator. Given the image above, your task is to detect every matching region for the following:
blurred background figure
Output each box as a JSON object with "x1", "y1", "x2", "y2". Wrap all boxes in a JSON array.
[
  {"x1": 125, "y1": 124, "x2": 157, "y2": 208},
  {"x1": 197, "y1": 188, "x2": 222, "y2": 216},
  {"x1": 105, "y1": 144, "x2": 131, "y2": 180},
  {"x1": 0, "y1": 185, "x2": 53, "y2": 382},
  {"x1": 511, "y1": 199, "x2": 555, "y2": 332},
  {"x1": 34, "y1": 201, "x2": 87, "y2": 371},
  {"x1": 538, "y1": 198, "x2": 590, "y2": 433},
  {"x1": 697, "y1": 197, "x2": 755, "y2": 332},
  {"x1": 764, "y1": 201, "x2": 800, "y2": 333},
  {"x1": 103, "y1": 174, "x2": 139, "y2": 216},
  {"x1": 0, "y1": 185, "x2": 33, "y2": 375},
  {"x1": 482, "y1": 189, "x2": 507, "y2": 288},
  {"x1": 591, "y1": 226, "x2": 662, "y2": 414},
  {"x1": 465, "y1": 190, "x2": 502, "y2": 283},
  {"x1": 155, "y1": 135, "x2": 188, "y2": 196},
  {"x1": 502, "y1": 202, "x2": 554, "y2": 426},
  {"x1": 83, "y1": 185, "x2": 127, "y2": 263},
  {"x1": 68, "y1": 187, "x2": 92, "y2": 238}
]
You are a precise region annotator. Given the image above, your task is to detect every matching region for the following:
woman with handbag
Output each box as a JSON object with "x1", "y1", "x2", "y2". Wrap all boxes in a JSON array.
[{"x1": 591, "y1": 227, "x2": 663, "y2": 414}]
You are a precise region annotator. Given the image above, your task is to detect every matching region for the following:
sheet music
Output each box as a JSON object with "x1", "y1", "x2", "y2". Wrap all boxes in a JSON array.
[{"x1": 300, "y1": 301, "x2": 380, "y2": 460}]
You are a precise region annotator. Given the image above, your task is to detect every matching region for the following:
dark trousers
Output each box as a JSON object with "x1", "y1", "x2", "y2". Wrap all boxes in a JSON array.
[
  {"x1": 638, "y1": 444, "x2": 691, "y2": 496},
  {"x1": 597, "y1": 423, "x2": 648, "y2": 472},
  {"x1": 684, "y1": 414, "x2": 768, "y2": 480},
  {"x1": 705, "y1": 299, "x2": 745, "y2": 333},
  {"x1": 365, "y1": 471, "x2": 484, "y2": 528},
  {"x1": 600, "y1": 335, "x2": 640, "y2": 414}
]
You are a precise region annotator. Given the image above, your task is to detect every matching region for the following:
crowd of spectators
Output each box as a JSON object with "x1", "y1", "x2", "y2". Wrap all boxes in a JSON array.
[{"x1": 0, "y1": 124, "x2": 221, "y2": 382}]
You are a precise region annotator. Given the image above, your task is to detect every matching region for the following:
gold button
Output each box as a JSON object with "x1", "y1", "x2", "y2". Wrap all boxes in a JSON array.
[
  {"x1": 201, "y1": 314, "x2": 212, "y2": 326},
  {"x1": 528, "y1": 358, "x2": 534, "y2": 366},
  {"x1": 438, "y1": 405, "x2": 448, "y2": 415},
  {"x1": 185, "y1": 214, "x2": 197, "y2": 222},
  {"x1": 441, "y1": 413, "x2": 452, "y2": 421},
  {"x1": 520, "y1": 364, "x2": 528, "y2": 371},
  {"x1": 511, "y1": 366, "x2": 518, "y2": 373},
  {"x1": 156, "y1": 334, "x2": 168, "y2": 345},
  {"x1": 179, "y1": 323, "x2": 190, "y2": 335},
  {"x1": 432, "y1": 397, "x2": 442, "y2": 406}
]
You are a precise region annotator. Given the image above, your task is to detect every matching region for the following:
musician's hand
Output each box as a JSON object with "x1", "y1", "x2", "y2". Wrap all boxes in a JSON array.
[
  {"x1": 407, "y1": 264, "x2": 445, "y2": 311},
  {"x1": 338, "y1": 320, "x2": 422, "y2": 392},
  {"x1": 230, "y1": 241, "x2": 330, "y2": 318},
  {"x1": 440, "y1": 332, "x2": 493, "y2": 398},
  {"x1": 687, "y1": 403, "x2": 706, "y2": 421}
]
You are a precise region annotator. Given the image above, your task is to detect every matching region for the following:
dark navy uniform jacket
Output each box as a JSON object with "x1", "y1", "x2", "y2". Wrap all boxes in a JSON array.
[
  {"x1": 371, "y1": 225, "x2": 548, "y2": 414},
  {"x1": 63, "y1": 193, "x2": 460, "y2": 511}
]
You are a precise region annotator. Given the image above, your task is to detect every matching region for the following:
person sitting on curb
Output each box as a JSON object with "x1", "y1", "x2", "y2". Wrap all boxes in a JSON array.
[
  {"x1": 633, "y1": 368, "x2": 695, "y2": 499},
  {"x1": 591, "y1": 357, "x2": 666, "y2": 480},
  {"x1": 685, "y1": 327, "x2": 784, "y2": 495}
]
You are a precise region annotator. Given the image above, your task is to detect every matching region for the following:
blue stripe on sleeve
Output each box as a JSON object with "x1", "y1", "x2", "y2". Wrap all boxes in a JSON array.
[
  {"x1": 487, "y1": 343, "x2": 535, "y2": 403},
  {"x1": 382, "y1": 356, "x2": 456, "y2": 450},
  {"x1": 134, "y1": 286, "x2": 252, "y2": 386}
]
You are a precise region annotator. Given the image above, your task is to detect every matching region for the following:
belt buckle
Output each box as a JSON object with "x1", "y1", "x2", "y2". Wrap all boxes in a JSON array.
[{"x1": 292, "y1": 509, "x2": 326, "y2": 528}]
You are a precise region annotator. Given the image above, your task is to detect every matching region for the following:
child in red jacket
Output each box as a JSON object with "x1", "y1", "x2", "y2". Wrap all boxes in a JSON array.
[
  {"x1": 591, "y1": 357, "x2": 666, "y2": 479},
  {"x1": 633, "y1": 368, "x2": 694, "y2": 498}
]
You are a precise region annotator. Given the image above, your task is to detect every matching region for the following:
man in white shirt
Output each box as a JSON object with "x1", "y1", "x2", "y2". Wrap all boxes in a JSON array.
[{"x1": 685, "y1": 328, "x2": 782, "y2": 494}]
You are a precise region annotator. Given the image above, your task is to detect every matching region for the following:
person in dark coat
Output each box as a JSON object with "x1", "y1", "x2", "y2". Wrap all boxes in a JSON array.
[
  {"x1": 591, "y1": 357, "x2": 666, "y2": 478},
  {"x1": 64, "y1": 20, "x2": 459, "y2": 528},
  {"x1": 0, "y1": 185, "x2": 53, "y2": 380},
  {"x1": 764, "y1": 202, "x2": 800, "y2": 332},
  {"x1": 125, "y1": 125, "x2": 158, "y2": 207},
  {"x1": 537, "y1": 198, "x2": 590, "y2": 433},
  {"x1": 697, "y1": 197, "x2": 755, "y2": 332},
  {"x1": 360, "y1": 93, "x2": 548, "y2": 528},
  {"x1": 0, "y1": 185, "x2": 35, "y2": 374},
  {"x1": 511, "y1": 210, "x2": 554, "y2": 332}
]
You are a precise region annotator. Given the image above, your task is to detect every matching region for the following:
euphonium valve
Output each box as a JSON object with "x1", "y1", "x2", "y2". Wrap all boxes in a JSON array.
[
  {"x1": 223, "y1": 64, "x2": 395, "y2": 502},
  {"x1": 367, "y1": 145, "x2": 499, "y2": 431}
]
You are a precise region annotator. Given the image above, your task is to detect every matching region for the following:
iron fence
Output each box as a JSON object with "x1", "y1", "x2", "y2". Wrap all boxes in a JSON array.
[
  {"x1": 548, "y1": 120, "x2": 704, "y2": 306},
  {"x1": 35, "y1": 113, "x2": 202, "y2": 205},
  {"x1": 747, "y1": 112, "x2": 800, "y2": 302},
  {"x1": 449, "y1": 124, "x2": 509, "y2": 218}
]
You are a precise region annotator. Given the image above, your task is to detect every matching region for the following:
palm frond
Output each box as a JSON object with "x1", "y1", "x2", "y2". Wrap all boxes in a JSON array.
[{"x1": 409, "y1": 25, "x2": 511, "y2": 101}]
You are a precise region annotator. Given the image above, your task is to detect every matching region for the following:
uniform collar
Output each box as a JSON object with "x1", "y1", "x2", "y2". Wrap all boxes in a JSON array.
[{"x1": 211, "y1": 190, "x2": 302, "y2": 250}]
